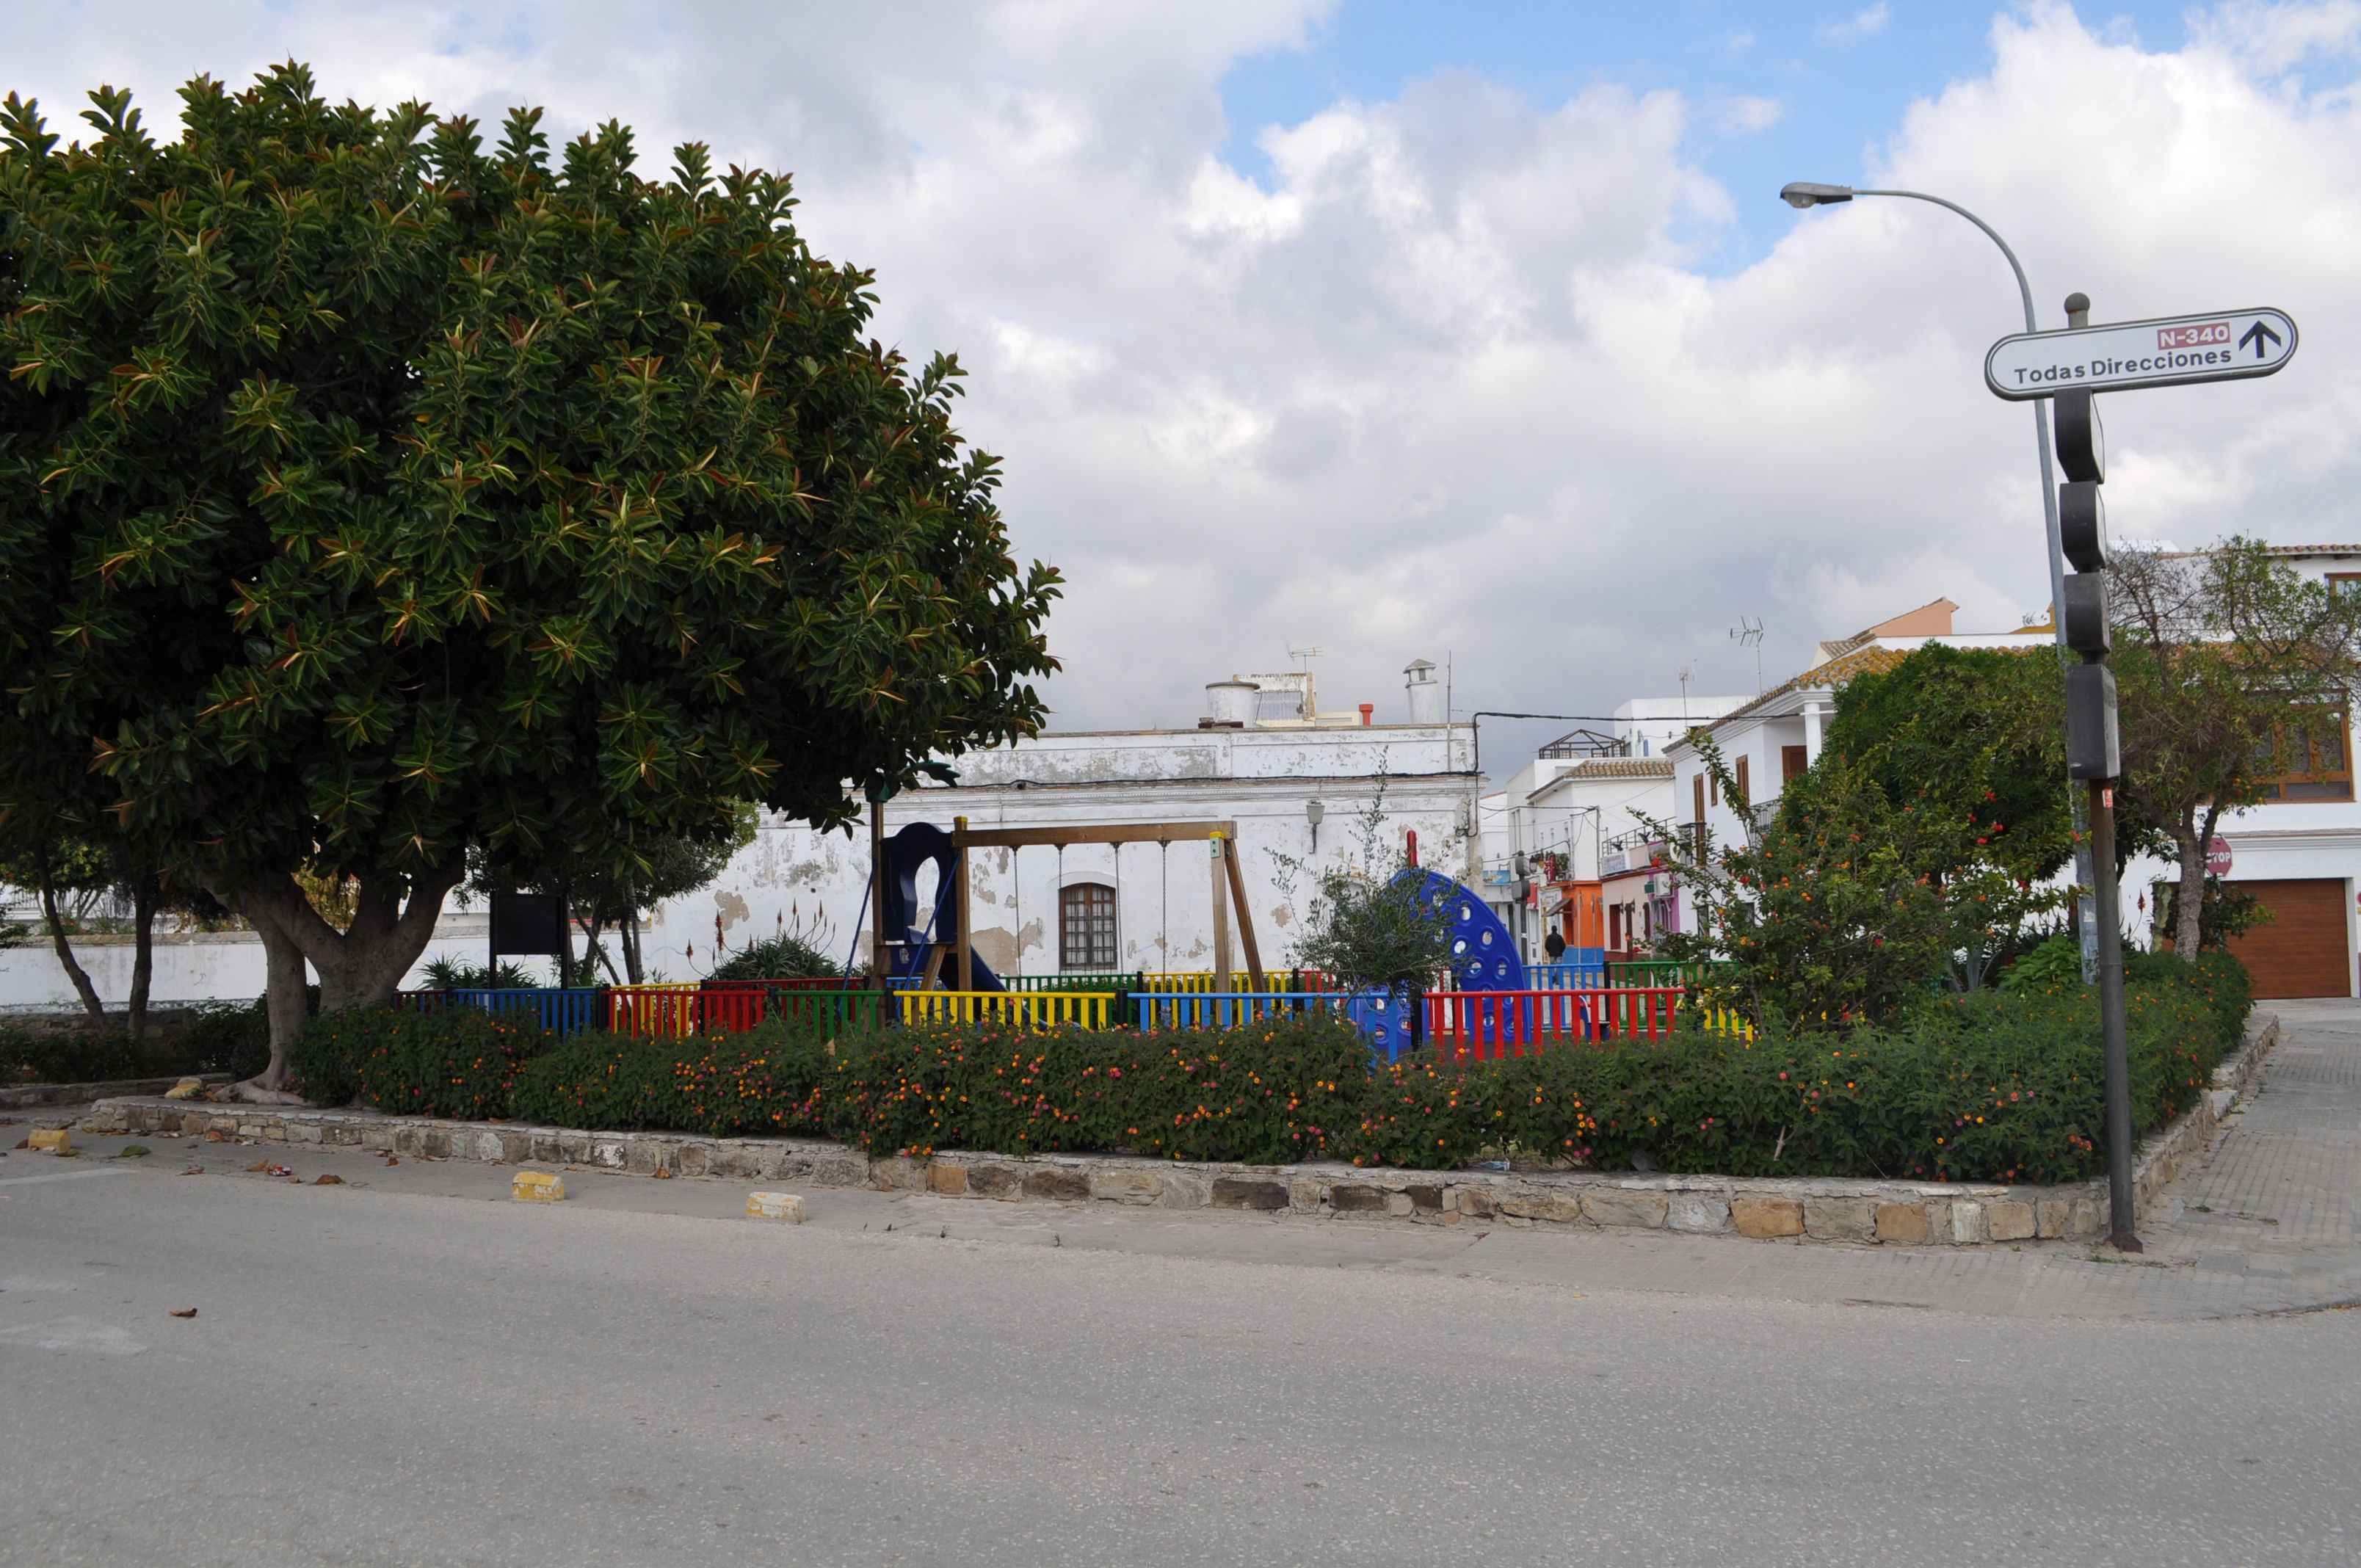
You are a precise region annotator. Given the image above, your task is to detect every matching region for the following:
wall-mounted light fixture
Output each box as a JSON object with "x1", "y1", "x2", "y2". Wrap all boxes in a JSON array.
[{"x1": 1307, "y1": 799, "x2": 1325, "y2": 852}]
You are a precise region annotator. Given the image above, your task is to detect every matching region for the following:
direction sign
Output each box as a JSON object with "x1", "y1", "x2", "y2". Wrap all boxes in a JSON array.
[{"x1": 1984, "y1": 307, "x2": 2296, "y2": 400}]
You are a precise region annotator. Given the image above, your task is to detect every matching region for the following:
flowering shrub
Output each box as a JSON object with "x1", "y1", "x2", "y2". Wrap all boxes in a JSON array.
[
  {"x1": 298, "y1": 956, "x2": 2250, "y2": 1183},
  {"x1": 290, "y1": 1006, "x2": 550, "y2": 1119},
  {"x1": 1353, "y1": 963, "x2": 2236, "y2": 1182}
]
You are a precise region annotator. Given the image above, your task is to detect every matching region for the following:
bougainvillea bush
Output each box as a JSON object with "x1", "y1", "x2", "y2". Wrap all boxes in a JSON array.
[{"x1": 297, "y1": 954, "x2": 2249, "y2": 1183}]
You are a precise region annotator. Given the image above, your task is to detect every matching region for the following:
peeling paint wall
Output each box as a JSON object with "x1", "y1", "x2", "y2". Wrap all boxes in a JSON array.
[{"x1": 681, "y1": 725, "x2": 1481, "y2": 979}]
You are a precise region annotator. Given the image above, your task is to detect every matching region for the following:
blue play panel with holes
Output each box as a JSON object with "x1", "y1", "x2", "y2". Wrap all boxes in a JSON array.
[{"x1": 1348, "y1": 871, "x2": 1525, "y2": 1059}]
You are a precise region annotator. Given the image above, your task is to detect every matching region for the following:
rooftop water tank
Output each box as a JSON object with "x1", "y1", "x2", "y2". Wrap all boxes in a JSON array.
[{"x1": 1204, "y1": 680, "x2": 1258, "y2": 727}]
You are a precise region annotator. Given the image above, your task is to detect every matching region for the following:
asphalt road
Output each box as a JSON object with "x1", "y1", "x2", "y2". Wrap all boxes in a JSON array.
[{"x1": 2, "y1": 1145, "x2": 2356, "y2": 1567}]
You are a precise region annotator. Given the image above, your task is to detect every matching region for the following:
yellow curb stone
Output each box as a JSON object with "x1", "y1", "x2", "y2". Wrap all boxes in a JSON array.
[
  {"x1": 747, "y1": 1191, "x2": 808, "y2": 1223},
  {"x1": 512, "y1": 1171, "x2": 565, "y2": 1202},
  {"x1": 164, "y1": 1078, "x2": 204, "y2": 1100},
  {"x1": 28, "y1": 1128, "x2": 72, "y2": 1153}
]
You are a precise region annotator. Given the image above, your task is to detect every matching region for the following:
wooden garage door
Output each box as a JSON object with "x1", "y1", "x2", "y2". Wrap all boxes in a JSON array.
[{"x1": 2224, "y1": 878, "x2": 2351, "y2": 999}]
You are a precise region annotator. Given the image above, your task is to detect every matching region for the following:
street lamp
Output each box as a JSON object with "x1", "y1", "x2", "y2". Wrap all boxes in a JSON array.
[
  {"x1": 1780, "y1": 179, "x2": 2099, "y2": 978},
  {"x1": 1778, "y1": 181, "x2": 2065, "y2": 637}
]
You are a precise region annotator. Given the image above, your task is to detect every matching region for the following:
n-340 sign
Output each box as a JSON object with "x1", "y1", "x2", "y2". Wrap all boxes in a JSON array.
[{"x1": 1984, "y1": 307, "x2": 2296, "y2": 400}]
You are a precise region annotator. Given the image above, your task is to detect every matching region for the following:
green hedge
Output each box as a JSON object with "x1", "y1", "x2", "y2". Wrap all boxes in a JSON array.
[
  {"x1": 293, "y1": 954, "x2": 2253, "y2": 1183},
  {"x1": 291, "y1": 1006, "x2": 550, "y2": 1118},
  {"x1": 1356, "y1": 953, "x2": 2248, "y2": 1183},
  {"x1": 1, "y1": 997, "x2": 276, "y2": 1086}
]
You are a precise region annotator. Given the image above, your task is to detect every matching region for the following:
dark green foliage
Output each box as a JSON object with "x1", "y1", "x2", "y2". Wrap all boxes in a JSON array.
[
  {"x1": 0, "y1": 66, "x2": 1060, "y2": 1064},
  {"x1": 0, "y1": 994, "x2": 275, "y2": 1084},
  {"x1": 512, "y1": 1030, "x2": 734, "y2": 1132},
  {"x1": 1999, "y1": 934, "x2": 2083, "y2": 993},
  {"x1": 281, "y1": 959, "x2": 2249, "y2": 1181},
  {"x1": 1823, "y1": 644, "x2": 2078, "y2": 880},
  {"x1": 792, "y1": 1017, "x2": 1374, "y2": 1161},
  {"x1": 1659, "y1": 747, "x2": 1951, "y2": 1028},
  {"x1": 289, "y1": 1005, "x2": 549, "y2": 1116},
  {"x1": 1358, "y1": 959, "x2": 2241, "y2": 1182},
  {"x1": 0, "y1": 1027, "x2": 142, "y2": 1085},
  {"x1": 707, "y1": 932, "x2": 838, "y2": 981},
  {"x1": 178, "y1": 998, "x2": 274, "y2": 1077}
]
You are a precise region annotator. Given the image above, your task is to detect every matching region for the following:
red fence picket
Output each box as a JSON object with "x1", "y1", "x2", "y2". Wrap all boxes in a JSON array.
[{"x1": 1422, "y1": 987, "x2": 1681, "y2": 1061}]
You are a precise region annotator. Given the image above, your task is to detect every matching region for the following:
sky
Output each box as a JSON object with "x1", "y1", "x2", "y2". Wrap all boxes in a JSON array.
[{"x1": 10, "y1": 1, "x2": 2361, "y2": 763}]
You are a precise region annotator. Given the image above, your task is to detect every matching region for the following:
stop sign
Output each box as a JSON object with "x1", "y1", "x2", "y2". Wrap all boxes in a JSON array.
[{"x1": 2207, "y1": 837, "x2": 2234, "y2": 876}]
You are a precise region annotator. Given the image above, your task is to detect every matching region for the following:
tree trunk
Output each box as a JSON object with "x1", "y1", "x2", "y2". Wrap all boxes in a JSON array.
[
  {"x1": 254, "y1": 914, "x2": 311, "y2": 1097},
  {"x1": 35, "y1": 860, "x2": 106, "y2": 1029},
  {"x1": 623, "y1": 907, "x2": 644, "y2": 984},
  {"x1": 215, "y1": 860, "x2": 465, "y2": 1101},
  {"x1": 2174, "y1": 810, "x2": 2209, "y2": 963},
  {"x1": 556, "y1": 876, "x2": 575, "y2": 990},
  {"x1": 127, "y1": 871, "x2": 159, "y2": 1058}
]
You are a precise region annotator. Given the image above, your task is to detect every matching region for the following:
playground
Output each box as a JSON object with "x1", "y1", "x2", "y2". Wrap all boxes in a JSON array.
[{"x1": 399, "y1": 813, "x2": 1699, "y2": 1058}]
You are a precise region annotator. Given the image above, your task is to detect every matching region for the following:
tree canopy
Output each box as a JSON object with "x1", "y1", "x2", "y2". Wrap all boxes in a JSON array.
[
  {"x1": 0, "y1": 65, "x2": 1059, "y2": 1085},
  {"x1": 2109, "y1": 539, "x2": 2361, "y2": 959}
]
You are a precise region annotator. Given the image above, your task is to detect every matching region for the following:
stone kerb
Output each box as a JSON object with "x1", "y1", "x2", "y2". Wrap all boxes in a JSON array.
[{"x1": 84, "y1": 1010, "x2": 2277, "y2": 1252}]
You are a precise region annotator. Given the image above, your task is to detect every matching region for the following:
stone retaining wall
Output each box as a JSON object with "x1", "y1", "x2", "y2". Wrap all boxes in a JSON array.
[
  {"x1": 85, "y1": 1012, "x2": 2278, "y2": 1250},
  {"x1": 4, "y1": 1070, "x2": 233, "y2": 1111}
]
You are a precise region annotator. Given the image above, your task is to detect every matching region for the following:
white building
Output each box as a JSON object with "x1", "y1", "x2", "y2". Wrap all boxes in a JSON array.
[
  {"x1": 667, "y1": 661, "x2": 1482, "y2": 982},
  {"x1": 1664, "y1": 576, "x2": 2361, "y2": 1000},
  {"x1": 1471, "y1": 698, "x2": 1742, "y2": 964}
]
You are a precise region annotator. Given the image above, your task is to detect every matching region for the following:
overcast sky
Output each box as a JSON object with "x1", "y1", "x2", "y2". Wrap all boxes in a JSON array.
[{"x1": 12, "y1": 1, "x2": 2361, "y2": 753}]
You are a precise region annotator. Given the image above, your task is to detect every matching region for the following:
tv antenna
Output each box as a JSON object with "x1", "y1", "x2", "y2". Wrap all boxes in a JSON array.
[
  {"x1": 1730, "y1": 617, "x2": 1765, "y2": 692},
  {"x1": 1286, "y1": 644, "x2": 1322, "y2": 669}
]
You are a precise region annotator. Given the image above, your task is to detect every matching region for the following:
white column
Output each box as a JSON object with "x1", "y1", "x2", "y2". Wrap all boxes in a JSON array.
[{"x1": 1804, "y1": 701, "x2": 1824, "y2": 764}]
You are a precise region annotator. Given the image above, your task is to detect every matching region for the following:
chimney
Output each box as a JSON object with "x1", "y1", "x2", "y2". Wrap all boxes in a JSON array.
[
  {"x1": 1203, "y1": 679, "x2": 1258, "y2": 728},
  {"x1": 1404, "y1": 659, "x2": 1443, "y2": 725},
  {"x1": 1357, "y1": 703, "x2": 1374, "y2": 727}
]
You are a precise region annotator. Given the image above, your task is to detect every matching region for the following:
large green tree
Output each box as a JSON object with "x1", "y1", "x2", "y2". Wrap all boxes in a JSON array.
[{"x1": 0, "y1": 67, "x2": 1059, "y2": 1093}]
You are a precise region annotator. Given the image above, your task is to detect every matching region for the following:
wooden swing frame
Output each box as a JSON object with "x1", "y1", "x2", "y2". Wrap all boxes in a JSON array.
[{"x1": 947, "y1": 817, "x2": 1265, "y2": 994}]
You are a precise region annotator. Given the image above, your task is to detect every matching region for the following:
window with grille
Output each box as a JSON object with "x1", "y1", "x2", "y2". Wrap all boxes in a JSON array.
[{"x1": 1060, "y1": 883, "x2": 1117, "y2": 970}]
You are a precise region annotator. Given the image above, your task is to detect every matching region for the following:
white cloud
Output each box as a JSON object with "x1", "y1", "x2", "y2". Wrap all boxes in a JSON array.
[
  {"x1": 1713, "y1": 94, "x2": 1785, "y2": 134},
  {"x1": 7, "y1": 1, "x2": 2361, "y2": 739},
  {"x1": 1818, "y1": 5, "x2": 1891, "y2": 44}
]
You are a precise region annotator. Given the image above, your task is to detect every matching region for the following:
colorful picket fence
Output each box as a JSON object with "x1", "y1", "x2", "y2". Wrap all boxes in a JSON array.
[
  {"x1": 1129, "y1": 992, "x2": 1358, "y2": 1031},
  {"x1": 1130, "y1": 970, "x2": 1341, "y2": 994},
  {"x1": 1423, "y1": 987, "x2": 1683, "y2": 1061},
  {"x1": 1524, "y1": 961, "x2": 1609, "y2": 990},
  {"x1": 1695, "y1": 1004, "x2": 1758, "y2": 1042},
  {"x1": 1606, "y1": 959, "x2": 1733, "y2": 990},
  {"x1": 605, "y1": 983, "x2": 889, "y2": 1037},
  {"x1": 897, "y1": 991, "x2": 1117, "y2": 1030},
  {"x1": 395, "y1": 988, "x2": 605, "y2": 1037}
]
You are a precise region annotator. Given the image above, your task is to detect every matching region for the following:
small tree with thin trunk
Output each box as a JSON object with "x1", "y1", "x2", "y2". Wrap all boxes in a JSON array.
[{"x1": 2109, "y1": 540, "x2": 2361, "y2": 963}]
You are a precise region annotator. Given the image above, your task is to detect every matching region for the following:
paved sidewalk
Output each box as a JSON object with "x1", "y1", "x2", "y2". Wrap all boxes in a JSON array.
[{"x1": 11, "y1": 1001, "x2": 2354, "y2": 1323}]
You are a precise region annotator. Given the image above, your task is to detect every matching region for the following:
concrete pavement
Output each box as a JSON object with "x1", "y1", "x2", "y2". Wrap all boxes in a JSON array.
[{"x1": 4, "y1": 1000, "x2": 2360, "y2": 1564}]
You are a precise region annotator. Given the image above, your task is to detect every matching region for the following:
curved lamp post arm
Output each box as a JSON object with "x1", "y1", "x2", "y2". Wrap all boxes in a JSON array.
[
  {"x1": 1786, "y1": 182, "x2": 2065, "y2": 658},
  {"x1": 1852, "y1": 189, "x2": 2037, "y2": 334}
]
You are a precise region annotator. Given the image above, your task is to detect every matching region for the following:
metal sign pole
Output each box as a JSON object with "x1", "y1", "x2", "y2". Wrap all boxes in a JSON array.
[
  {"x1": 2086, "y1": 779, "x2": 2138, "y2": 1248},
  {"x1": 1984, "y1": 285, "x2": 2299, "y2": 1250}
]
